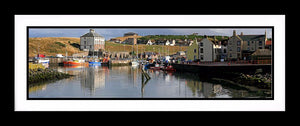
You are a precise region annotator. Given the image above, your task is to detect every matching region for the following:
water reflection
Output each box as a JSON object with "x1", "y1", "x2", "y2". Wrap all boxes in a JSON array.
[
  {"x1": 80, "y1": 66, "x2": 106, "y2": 95},
  {"x1": 29, "y1": 65, "x2": 271, "y2": 98}
]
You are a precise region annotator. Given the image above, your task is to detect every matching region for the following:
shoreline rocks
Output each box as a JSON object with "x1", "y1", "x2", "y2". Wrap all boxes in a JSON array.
[
  {"x1": 236, "y1": 73, "x2": 272, "y2": 89},
  {"x1": 28, "y1": 67, "x2": 72, "y2": 84}
]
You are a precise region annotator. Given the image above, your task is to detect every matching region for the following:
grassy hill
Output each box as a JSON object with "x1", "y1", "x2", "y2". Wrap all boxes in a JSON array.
[
  {"x1": 29, "y1": 37, "x2": 188, "y2": 57},
  {"x1": 28, "y1": 37, "x2": 83, "y2": 57},
  {"x1": 105, "y1": 42, "x2": 187, "y2": 56},
  {"x1": 139, "y1": 35, "x2": 229, "y2": 41},
  {"x1": 109, "y1": 35, "x2": 142, "y2": 42}
]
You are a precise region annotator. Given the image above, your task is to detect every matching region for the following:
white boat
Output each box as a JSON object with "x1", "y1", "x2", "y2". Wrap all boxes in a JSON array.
[
  {"x1": 131, "y1": 61, "x2": 139, "y2": 66},
  {"x1": 37, "y1": 58, "x2": 50, "y2": 64},
  {"x1": 73, "y1": 58, "x2": 85, "y2": 63}
]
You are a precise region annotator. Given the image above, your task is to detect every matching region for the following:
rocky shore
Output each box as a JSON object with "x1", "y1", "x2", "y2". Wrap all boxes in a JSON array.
[
  {"x1": 28, "y1": 63, "x2": 72, "y2": 84},
  {"x1": 235, "y1": 73, "x2": 272, "y2": 89}
]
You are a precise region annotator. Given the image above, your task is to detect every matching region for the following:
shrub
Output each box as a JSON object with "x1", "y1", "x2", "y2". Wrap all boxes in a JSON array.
[{"x1": 55, "y1": 42, "x2": 66, "y2": 47}]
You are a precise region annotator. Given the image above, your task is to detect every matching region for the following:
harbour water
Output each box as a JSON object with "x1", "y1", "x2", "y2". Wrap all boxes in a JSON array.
[{"x1": 28, "y1": 65, "x2": 271, "y2": 98}]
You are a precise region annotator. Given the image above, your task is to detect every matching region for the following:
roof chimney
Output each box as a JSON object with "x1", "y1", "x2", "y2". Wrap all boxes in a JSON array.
[
  {"x1": 90, "y1": 29, "x2": 95, "y2": 33},
  {"x1": 265, "y1": 29, "x2": 267, "y2": 38},
  {"x1": 233, "y1": 30, "x2": 237, "y2": 36}
]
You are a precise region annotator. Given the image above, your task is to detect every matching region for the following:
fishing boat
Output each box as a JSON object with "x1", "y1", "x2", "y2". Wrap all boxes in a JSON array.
[
  {"x1": 101, "y1": 57, "x2": 110, "y2": 66},
  {"x1": 37, "y1": 58, "x2": 50, "y2": 64},
  {"x1": 63, "y1": 58, "x2": 85, "y2": 66},
  {"x1": 89, "y1": 61, "x2": 101, "y2": 65},
  {"x1": 165, "y1": 65, "x2": 176, "y2": 71},
  {"x1": 150, "y1": 63, "x2": 160, "y2": 70},
  {"x1": 131, "y1": 59, "x2": 139, "y2": 66},
  {"x1": 34, "y1": 54, "x2": 50, "y2": 68},
  {"x1": 89, "y1": 59, "x2": 101, "y2": 66}
]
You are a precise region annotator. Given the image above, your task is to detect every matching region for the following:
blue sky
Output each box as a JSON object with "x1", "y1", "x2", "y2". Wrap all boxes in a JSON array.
[{"x1": 29, "y1": 28, "x2": 272, "y2": 40}]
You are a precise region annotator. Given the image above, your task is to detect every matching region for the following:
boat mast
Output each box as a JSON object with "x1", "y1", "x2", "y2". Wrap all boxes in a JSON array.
[{"x1": 37, "y1": 41, "x2": 40, "y2": 58}]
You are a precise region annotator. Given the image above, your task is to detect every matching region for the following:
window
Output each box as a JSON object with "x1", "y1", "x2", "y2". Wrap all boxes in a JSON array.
[
  {"x1": 259, "y1": 41, "x2": 262, "y2": 46},
  {"x1": 247, "y1": 47, "x2": 250, "y2": 51},
  {"x1": 237, "y1": 41, "x2": 241, "y2": 46},
  {"x1": 200, "y1": 48, "x2": 203, "y2": 53},
  {"x1": 194, "y1": 55, "x2": 196, "y2": 60},
  {"x1": 237, "y1": 47, "x2": 240, "y2": 52},
  {"x1": 248, "y1": 41, "x2": 250, "y2": 46},
  {"x1": 229, "y1": 53, "x2": 232, "y2": 57},
  {"x1": 223, "y1": 49, "x2": 226, "y2": 53},
  {"x1": 229, "y1": 47, "x2": 232, "y2": 51},
  {"x1": 200, "y1": 55, "x2": 203, "y2": 60},
  {"x1": 84, "y1": 41, "x2": 86, "y2": 45},
  {"x1": 259, "y1": 47, "x2": 262, "y2": 49},
  {"x1": 200, "y1": 42, "x2": 203, "y2": 47},
  {"x1": 194, "y1": 49, "x2": 197, "y2": 53}
]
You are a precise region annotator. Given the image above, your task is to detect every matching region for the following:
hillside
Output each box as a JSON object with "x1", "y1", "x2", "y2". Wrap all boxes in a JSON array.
[
  {"x1": 29, "y1": 37, "x2": 188, "y2": 57},
  {"x1": 109, "y1": 35, "x2": 142, "y2": 42},
  {"x1": 139, "y1": 35, "x2": 229, "y2": 41},
  {"x1": 28, "y1": 37, "x2": 83, "y2": 57},
  {"x1": 105, "y1": 42, "x2": 187, "y2": 56}
]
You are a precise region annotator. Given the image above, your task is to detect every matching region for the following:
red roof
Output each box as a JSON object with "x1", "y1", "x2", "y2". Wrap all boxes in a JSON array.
[{"x1": 266, "y1": 40, "x2": 272, "y2": 46}]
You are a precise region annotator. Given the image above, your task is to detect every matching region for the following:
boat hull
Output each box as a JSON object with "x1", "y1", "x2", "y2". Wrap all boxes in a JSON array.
[
  {"x1": 89, "y1": 62, "x2": 101, "y2": 65},
  {"x1": 150, "y1": 67, "x2": 160, "y2": 70},
  {"x1": 63, "y1": 61, "x2": 84, "y2": 66}
]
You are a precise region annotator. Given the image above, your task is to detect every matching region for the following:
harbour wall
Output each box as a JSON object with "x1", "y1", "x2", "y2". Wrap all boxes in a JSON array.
[{"x1": 172, "y1": 63, "x2": 272, "y2": 75}]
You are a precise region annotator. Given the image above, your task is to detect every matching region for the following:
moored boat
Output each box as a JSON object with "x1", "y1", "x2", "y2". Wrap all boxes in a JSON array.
[
  {"x1": 89, "y1": 61, "x2": 101, "y2": 65},
  {"x1": 88, "y1": 59, "x2": 101, "y2": 66},
  {"x1": 101, "y1": 58, "x2": 110, "y2": 65},
  {"x1": 165, "y1": 65, "x2": 176, "y2": 71},
  {"x1": 150, "y1": 63, "x2": 160, "y2": 70},
  {"x1": 131, "y1": 59, "x2": 139, "y2": 66},
  {"x1": 63, "y1": 58, "x2": 85, "y2": 66}
]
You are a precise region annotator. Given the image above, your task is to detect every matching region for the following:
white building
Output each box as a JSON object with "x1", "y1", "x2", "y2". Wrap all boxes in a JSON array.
[
  {"x1": 170, "y1": 40, "x2": 176, "y2": 46},
  {"x1": 80, "y1": 29, "x2": 105, "y2": 51},
  {"x1": 146, "y1": 39, "x2": 153, "y2": 45},
  {"x1": 213, "y1": 41, "x2": 227, "y2": 62},
  {"x1": 165, "y1": 40, "x2": 170, "y2": 46}
]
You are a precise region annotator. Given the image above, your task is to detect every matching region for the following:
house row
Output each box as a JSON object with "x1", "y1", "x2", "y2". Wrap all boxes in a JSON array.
[
  {"x1": 186, "y1": 37, "x2": 227, "y2": 62},
  {"x1": 186, "y1": 30, "x2": 271, "y2": 62},
  {"x1": 146, "y1": 39, "x2": 177, "y2": 46}
]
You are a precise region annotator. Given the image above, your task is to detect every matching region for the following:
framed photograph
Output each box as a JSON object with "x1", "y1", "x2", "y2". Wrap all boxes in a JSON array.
[{"x1": 14, "y1": 15, "x2": 285, "y2": 111}]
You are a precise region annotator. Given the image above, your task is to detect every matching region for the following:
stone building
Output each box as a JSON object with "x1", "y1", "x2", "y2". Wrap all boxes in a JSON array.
[
  {"x1": 80, "y1": 29, "x2": 105, "y2": 51},
  {"x1": 199, "y1": 38, "x2": 214, "y2": 62},
  {"x1": 123, "y1": 32, "x2": 138, "y2": 45},
  {"x1": 227, "y1": 30, "x2": 267, "y2": 60}
]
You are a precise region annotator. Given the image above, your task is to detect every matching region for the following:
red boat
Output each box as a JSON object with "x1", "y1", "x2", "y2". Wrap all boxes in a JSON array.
[
  {"x1": 150, "y1": 63, "x2": 160, "y2": 70},
  {"x1": 63, "y1": 59, "x2": 86, "y2": 66},
  {"x1": 165, "y1": 65, "x2": 176, "y2": 71},
  {"x1": 150, "y1": 67, "x2": 160, "y2": 70}
]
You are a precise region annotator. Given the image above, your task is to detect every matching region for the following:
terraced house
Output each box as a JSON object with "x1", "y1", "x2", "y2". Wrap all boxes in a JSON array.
[
  {"x1": 227, "y1": 30, "x2": 267, "y2": 60},
  {"x1": 186, "y1": 37, "x2": 227, "y2": 62}
]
